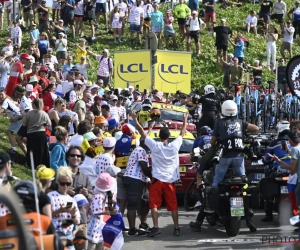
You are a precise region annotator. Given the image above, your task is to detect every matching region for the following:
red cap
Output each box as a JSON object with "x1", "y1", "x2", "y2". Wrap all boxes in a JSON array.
[
  {"x1": 20, "y1": 54, "x2": 30, "y2": 60},
  {"x1": 39, "y1": 66, "x2": 48, "y2": 72}
]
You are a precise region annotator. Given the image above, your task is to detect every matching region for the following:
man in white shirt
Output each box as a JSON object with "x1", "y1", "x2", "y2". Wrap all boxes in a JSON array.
[
  {"x1": 132, "y1": 110, "x2": 188, "y2": 237},
  {"x1": 280, "y1": 21, "x2": 295, "y2": 60},
  {"x1": 271, "y1": 0, "x2": 286, "y2": 30},
  {"x1": 186, "y1": 10, "x2": 206, "y2": 57}
]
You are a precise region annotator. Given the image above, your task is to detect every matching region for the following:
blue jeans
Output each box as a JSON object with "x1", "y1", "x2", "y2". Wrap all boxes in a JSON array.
[
  {"x1": 57, "y1": 231, "x2": 75, "y2": 250},
  {"x1": 212, "y1": 156, "x2": 245, "y2": 187}
]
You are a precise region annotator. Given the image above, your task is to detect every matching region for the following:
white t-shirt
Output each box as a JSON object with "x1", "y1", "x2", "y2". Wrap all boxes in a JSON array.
[
  {"x1": 47, "y1": 191, "x2": 80, "y2": 235},
  {"x1": 186, "y1": 17, "x2": 204, "y2": 31},
  {"x1": 145, "y1": 135, "x2": 182, "y2": 183},
  {"x1": 109, "y1": 105, "x2": 120, "y2": 122},
  {"x1": 245, "y1": 15, "x2": 257, "y2": 26},
  {"x1": 20, "y1": 95, "x2": 33, "y2": 114},
  {"x1": 283, "y1": 26, "x2": 295, "y2": 43},
  {"x1": 79, "y1": 156, "x2": 97, "y2": 187},
  {"x1": 1, "y1": 98, "x2": 21, "y2": 118},
  {"x1": 75, "y1": 63, "x2": 89, "y2": 80},
  {"x1": 94, "y1": 153, "x2": 114, "y2": 176},
  {"x1": 124, "y1": 147, "x2": 149, "y2": 182},
  {"x1": 58, "y1": 110, "x2": 79, "y2": 135},
  {"x1": 55, "y1": 39, "x2": 68, "y2": 52},
  {"x1": 128, "y1": 6, "x2": 144, "y2": 24}
]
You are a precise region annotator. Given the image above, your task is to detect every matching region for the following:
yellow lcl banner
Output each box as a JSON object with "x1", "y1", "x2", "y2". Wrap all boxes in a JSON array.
[
  {"x1": 155, "y1": 51, "x2": 191, "y2": 94},
  {"x1": 114, "y1": 50, "x2": 152, "y2": 90}
]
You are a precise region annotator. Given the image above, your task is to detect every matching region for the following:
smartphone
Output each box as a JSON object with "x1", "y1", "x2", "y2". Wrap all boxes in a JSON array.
[
  {"x1": 281, "y1": 141, "x2": 287, "y2": 151},
  {"x1": 66, "y1": 202, "x2": 73, "y2": 208},
  {"x1": 61, "y1": 219, "x2": 73, "y2": 228}
]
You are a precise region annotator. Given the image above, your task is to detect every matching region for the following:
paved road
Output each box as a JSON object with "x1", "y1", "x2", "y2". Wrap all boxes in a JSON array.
[{"x1": 122, "y1": 206, "x2": 300, "y2": 250}]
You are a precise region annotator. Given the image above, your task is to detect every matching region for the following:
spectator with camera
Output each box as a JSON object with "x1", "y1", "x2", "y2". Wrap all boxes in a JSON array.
[
  {"x1": 55, "y1": 32, "x2": 68, "y2": 65},
  {"x1": 61, "y1": 0, "x2": 76, "y2": 39},
  {"x1": 37, "y1": 0, "x2": 49, "y2": 33}
]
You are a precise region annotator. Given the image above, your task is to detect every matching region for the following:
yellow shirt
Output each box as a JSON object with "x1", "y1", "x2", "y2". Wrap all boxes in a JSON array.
[{"x1": 75, "y1": 47, "x2": 87, "y2": 63}]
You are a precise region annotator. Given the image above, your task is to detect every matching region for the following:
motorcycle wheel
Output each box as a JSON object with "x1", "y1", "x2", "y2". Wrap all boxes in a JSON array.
[
  {"x1": 224, "y1": 217, "x2": 241, "y2": 237},
  {"x1": 184, "y1": 177, "x2": 198, "y2": 211}
]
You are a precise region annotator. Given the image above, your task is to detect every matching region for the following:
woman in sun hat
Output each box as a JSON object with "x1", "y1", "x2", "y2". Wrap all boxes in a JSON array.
[
  {"x1": 87, "y1": 172, "x2": 118, "y2": 250},
  {"x1": 36, "y1": 164, "x2": 56, "y2": 218}
]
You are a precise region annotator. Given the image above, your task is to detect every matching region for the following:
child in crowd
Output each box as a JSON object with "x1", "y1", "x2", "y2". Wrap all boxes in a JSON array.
[
  {"x1": 111, "y1": 6, "x2": 122, "y2": 44},
  {"x1": 164, "y1": 9, "x2": 177, "y2": 50},
  {"x1": 11, "y1": 21, "x2": 22, "y2": 46}
]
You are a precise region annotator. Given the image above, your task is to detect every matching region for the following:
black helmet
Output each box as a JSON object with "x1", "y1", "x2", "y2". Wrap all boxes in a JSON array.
[
  {"x1": 142, "y1": 98, "x2": 152, "y2": 109},
  {"x1": 13, "y1": 180, "x2": 36, "y2": 202}
]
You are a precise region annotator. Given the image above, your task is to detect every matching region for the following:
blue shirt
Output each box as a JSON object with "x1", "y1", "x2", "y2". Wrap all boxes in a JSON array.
[
  {"x1": 265, "y1": 135, "x2": 292, "y2": 169},
  {"x1": 62, "y1": 63, "x2": 74, "y2": 73},
  {"x1": 38, "y1": 39, "x2": 49, "y2": 53},
  {"x1": 148, "y1": 11, "x2": 164, "y2": 27},
  {"x1": 31, "y1": 28, "x2": 40, "y2": 40},
  {"x1": 292, "y1": 7, "x2": 300, "y2": 21},
  {"x1": 193, "y1": 135, "x2": 212, "y2": 150},
  {"x1": 234, "y1": 40, "x2": 245, "y2": 58},
  {"x1": 64, "y1": 0, "x2": 76, "y2": 15}
]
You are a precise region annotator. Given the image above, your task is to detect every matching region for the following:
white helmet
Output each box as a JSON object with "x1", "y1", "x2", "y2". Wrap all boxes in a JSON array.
[
  {"x1": 276, "y1": 120, "x2": 290, "y2": 135},
  {"x1": 221, "y1": 100, "x2": 237, "y2": 117},
  {"x1": 204, "y1": 85, "x2": 215, "y2": 95}
]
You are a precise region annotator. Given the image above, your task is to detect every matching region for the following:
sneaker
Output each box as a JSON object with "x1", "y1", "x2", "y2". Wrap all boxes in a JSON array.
[
  {"x1": 128, "y1": 229, "x2": 138, "y2": 236},
  {"x1": 173, "y1": 228, "x2": 180, "y2": 236},
  {"x1": 189, "y1": 221, "x2": 201, "y2": 232},
  {"x1": 137, "y1": 230, "x2": 148, "y2": 236},
  {"x1": 139, "y1": 223, "x2": 150, "y2": 232},
  {"x1": 194, "y1": 201, "x2": 202, "y2": 209},
  {"x1": 147, "y1": 227, "x2": 161, "y2": 237},
  {"x1": 246, "y1": 220, "x2": 257, "y2": 232},
  {"x1": 261, "y1": 216, "x2": 273, "y2": 222},
  {"x1": 204, "y1": 207, "x2": 215, "y2": 213},
  {"x1": 91, "y1": 37, "x2": 96, "y2": 40}
]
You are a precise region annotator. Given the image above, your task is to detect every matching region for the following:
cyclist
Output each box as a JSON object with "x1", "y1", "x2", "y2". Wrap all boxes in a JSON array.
[
  {"x1": 198, "y1": 85, "x2": 221, "y2": 130},
  {"x1": 261, "y1": 120, "x2": 291, "y2": 222}
]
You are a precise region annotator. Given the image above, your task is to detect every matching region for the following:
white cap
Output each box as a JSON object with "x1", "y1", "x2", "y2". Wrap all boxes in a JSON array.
[
  {"x1": 103, "y1": 137, "x2": 116, "y2": 147},
  {"x1": 101, "y1": 101, "x2": 108, "y2": 106},
  {"x1": 221, "y1": 18, "x2": 226, "y2": 22},
  {"x1": 26, "y1": 84, "x2": 33, "y2": 92},
  {"x1": 110, "y1": 95, "x2": 118, "y2": 100},
  {"x1": 254, "y1": 60, "x2": 260, "y2": 64},
  {"x1": 129, "y1": 86, "x2": 134, "y2": 89},
  {"x1": 74, "y1": 80, "x2": 83, "y2": 85},
  {"x1": 90, "y1": 84, "x2": 99, "y2": 90},
  {"x1": 58, "y1": 32, "x2": 64, "y2": 36}
]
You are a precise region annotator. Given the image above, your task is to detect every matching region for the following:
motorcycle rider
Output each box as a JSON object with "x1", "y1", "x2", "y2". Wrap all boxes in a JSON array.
[
  {"x1": 198, "y1": 85, "x2": 221, "y2": 131},
  {"x1": 190, "y1": 100, "x2": 259, "y2": 232},
  {"x1": 261, "y1": 120, "x2": 292, "y2": 222}
]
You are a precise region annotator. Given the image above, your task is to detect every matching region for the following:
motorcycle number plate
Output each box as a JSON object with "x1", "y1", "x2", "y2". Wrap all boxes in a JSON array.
[
  {"x1": 280, "y1": 186, "x2": 288, "y2": 194},
  {"x1": 254, "y1": 173, "x2": 265, "y2": 180},
  {"x1": 230, "y1": 197, "x2": 244, "y2": 217}
]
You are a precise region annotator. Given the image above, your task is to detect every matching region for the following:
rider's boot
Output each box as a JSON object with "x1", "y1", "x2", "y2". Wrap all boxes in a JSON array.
[
  {"x1": 190, "y1": 205, "x2": 206, "y2": 232},
  {"x1": 246, "y1": 219, "x2": 257, "y2": 232}
]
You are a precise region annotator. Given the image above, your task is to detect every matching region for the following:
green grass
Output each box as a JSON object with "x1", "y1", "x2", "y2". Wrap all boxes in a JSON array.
[{"x1": 0, "y1": 1, "x2": 299, "y2": 177}]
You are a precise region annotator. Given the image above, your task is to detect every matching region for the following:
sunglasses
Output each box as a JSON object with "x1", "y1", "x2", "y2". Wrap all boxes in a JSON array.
[
  {"x1": 59, "y1": 182, "x2": 72, "y2": 186},
  {"x1": 69, "y1": 154, "x2": 82, "y2": 158}
]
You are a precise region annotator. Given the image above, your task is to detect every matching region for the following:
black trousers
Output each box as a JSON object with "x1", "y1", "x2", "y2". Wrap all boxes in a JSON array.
[
  {"x1": 26, "y1": 131, "x2": 50, "y2": 169},
  {"x1": 293, "y1": 20, "x2": 300, "y2": 39}
]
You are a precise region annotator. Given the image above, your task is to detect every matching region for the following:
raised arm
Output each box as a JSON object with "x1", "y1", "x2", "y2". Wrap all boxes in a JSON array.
[{"x1": 180, "y1": 113, "x2": 189, "y2": 137}]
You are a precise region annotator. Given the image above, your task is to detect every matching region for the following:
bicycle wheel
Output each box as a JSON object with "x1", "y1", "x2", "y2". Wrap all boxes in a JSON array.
[{"x1": 184, "y1": 177, "x2": 198, "y2": 211}]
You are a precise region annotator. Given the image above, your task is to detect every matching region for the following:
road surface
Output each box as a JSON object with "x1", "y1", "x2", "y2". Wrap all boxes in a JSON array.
[{"x1": 122, "y1": 207, "x2": 300, "y2": 250}]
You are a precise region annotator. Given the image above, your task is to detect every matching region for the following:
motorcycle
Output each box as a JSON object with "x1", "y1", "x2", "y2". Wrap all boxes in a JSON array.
[
  {"x1": 259, "y1": 160, "x2": 291, "y2": 223},
  {"x1": 187, "y1": 147, "x2": 254, "y2": 237}
]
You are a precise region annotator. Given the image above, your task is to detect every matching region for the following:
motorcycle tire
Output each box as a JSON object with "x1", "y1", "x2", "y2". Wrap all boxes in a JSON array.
[
  {"x1": 224, "y1": 216, "x2": 241, "y2": 237},
  {"x1": 184, "y1": 177, "x2": 198, "y2": 212}
]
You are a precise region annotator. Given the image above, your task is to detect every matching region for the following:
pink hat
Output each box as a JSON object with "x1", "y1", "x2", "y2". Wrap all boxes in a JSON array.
[
  {"x1": 26, "y1": 84, "x2": 33, "y2": 92},
  {"x1": 95, "y1": 173, "x2": 115, "y2": 192},
  {"x1": 166, "y1": 9, "x2": 172, "y2": 14},
  {"x1": 103, "y1": 137, "x2": 116, "y2": 147}
]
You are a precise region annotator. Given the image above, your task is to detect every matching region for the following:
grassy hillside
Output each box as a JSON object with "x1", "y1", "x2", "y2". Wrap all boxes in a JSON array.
[{"x1": 0, "y1": 0, "x2": 298, "y2": 178}]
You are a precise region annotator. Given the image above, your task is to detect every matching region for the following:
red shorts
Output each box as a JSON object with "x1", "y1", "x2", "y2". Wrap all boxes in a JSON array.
[
  {"x1": 149, "y1": 178, "x2": 178, "y2": 211},
  {"x1": 205, "y1": 12, "x2": 216, "y2": 23}
]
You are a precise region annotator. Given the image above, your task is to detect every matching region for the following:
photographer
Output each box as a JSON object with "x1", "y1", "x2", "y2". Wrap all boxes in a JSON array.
[
  {"x1": 55, "y1": 32, "x2": 67, "y2": 65},
  {"x1": 245, "y1": 60, "x2": 263, "y2": 86},
  {"x1": 37, "y1": 0, "x2": 49, "y2": 33},
  {"x1": 61, "y1": 0, "x2": 76, "y2": 39}
]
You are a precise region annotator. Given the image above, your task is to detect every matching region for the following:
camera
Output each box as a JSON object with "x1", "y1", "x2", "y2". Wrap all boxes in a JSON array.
[
  {"x1": 192, "y1": 94, "x2": 200, "y2": 104},
  {"x1": 213, "y1": 145, "x2": 225, "y2": 164}
]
